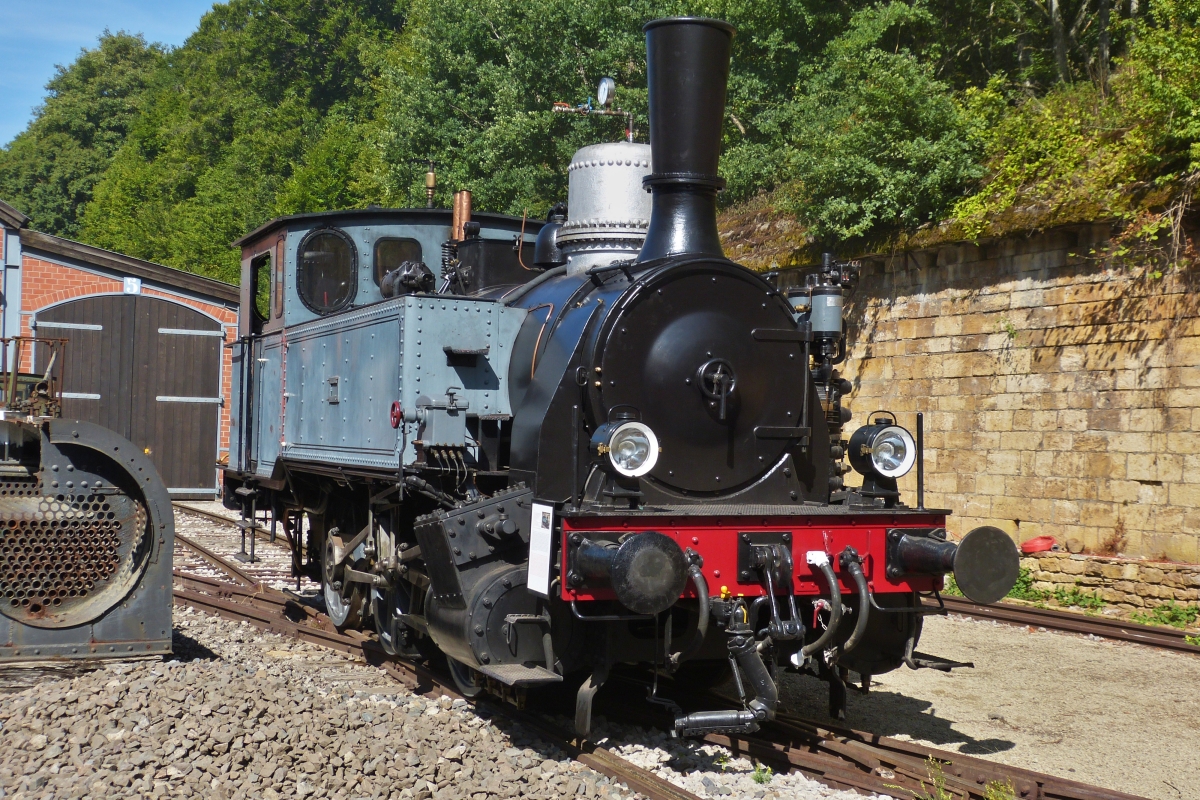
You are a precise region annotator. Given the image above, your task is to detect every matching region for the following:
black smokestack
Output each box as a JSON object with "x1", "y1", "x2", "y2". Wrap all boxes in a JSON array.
[{"x1": 636, "y1": 17, "x2": 735, "y2": 263}]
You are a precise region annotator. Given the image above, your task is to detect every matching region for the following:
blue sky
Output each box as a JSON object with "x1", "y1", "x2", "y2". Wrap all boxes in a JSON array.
[{"x1": 0, "y1": 1, "x2": 215, "y2": 146}]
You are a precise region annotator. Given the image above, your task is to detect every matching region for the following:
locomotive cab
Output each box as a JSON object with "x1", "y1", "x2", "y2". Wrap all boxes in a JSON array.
[
  {"x1": 234, "y1": 208, "x2": 542, "y2": 336},
  {"x1": 226, "y1": 208, "x2": 544, "y2": 483}
]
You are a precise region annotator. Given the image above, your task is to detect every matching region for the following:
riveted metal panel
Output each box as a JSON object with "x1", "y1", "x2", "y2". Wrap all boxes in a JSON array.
[
  {"x1": 283, "y1": 299, "x2": 405, "y2": 470},
  {"x1": 253, "y1": 333, "x2": 284, "y2": 477},
  {"x1": 400, "y1": 295, "x2": 525, "y2": 419},
  {"x1": 239, "y1": 295, "x2": 529, "y2": 471}
]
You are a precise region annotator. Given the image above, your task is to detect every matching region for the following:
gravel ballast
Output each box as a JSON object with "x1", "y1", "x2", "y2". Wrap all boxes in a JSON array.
[
  {"x1": 13, "y1": 507, "x2": 1189, "y2": 800},
  {"x1": 0, "y1": 607, "x2": 874, "y2": 800}
]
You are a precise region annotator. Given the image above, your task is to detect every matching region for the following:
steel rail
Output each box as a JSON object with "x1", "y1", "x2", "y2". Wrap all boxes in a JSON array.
[
  {"x1": 598, "y1": 677, "x2": 1149, "y2": 800},
  {"x1": 175, "y1": 502, "x2": 1198, "y2": 654},
  {"x1": 651, "y1": 687, "x2": 1152, "y2": 800},
  {"x1": 173, "y1": 569, "x2": 1148, "y2": 800},
  {"x1": 174, "y1": 502, "x2": 283, "y2": 545},
  {"x1": 175, "y1": 532, "x2": 258, "y2": 587},
  {"x1": 170, "y1": 503, "x2": 1168, "y2": 796},
  {"x1": 931, "y1": 596, "x2": 1200, "y2": 655},
  {"x1": 749, "y1": 712, "x2": 1149, "y2": 800}
]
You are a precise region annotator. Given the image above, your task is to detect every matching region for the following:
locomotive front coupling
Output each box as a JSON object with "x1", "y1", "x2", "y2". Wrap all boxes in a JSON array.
[
  {"x1": 886, "y1": 525, "x2": 1020, "y2": 604},
  {"x1": 570, "y1": 532, "x2": 689, "y2": 615}
]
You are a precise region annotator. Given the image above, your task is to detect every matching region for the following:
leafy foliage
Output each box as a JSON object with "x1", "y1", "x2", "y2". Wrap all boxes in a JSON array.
[
  {"x1": 1, "y1": 0, "x2": 1199, "y2": 280},
  {"x1": 950, "y1": 0, "x2": 1200, "y2": 241},
  {"x1": 909, "y1": 758, "x2": 1016, "y2": 800},
  {"x1": 1006, "y1": 567, "x2": 1045, "y2": 602},
  {"x1": 374, "y1": 0, "x2": 852, "y2": 216},
  {"x1": 767, "y1": 3, "x2": 984, "y2": 244},
  {"x1": 0, "y1": 32, "x2": 164, "y2": 237},
  {"x1": 1131, "y1": 600, "x2": 1200, "y2": 629},
  {"x1": 79, "y1": 0, "x2": 404, "y2": 283}
]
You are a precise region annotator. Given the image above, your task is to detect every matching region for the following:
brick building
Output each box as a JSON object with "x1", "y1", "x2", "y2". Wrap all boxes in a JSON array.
[{"x1": 0, "y1": 199, "x2": 238, "y2": 498}]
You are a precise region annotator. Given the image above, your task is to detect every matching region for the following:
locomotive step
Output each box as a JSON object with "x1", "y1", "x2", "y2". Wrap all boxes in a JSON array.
[{"x1": 476, "y1": 663, "x2": 563, "y2": 687}]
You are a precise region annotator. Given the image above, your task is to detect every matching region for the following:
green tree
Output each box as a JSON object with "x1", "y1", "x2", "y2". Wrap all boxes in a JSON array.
[
  {"x1": 950, "y1": 0, "x2": 1200, "y2": 239},
  {"x1": 375, "y1": 0, "x2": 850, "y2": 215},
  {"x1": 81, "y1": 0, "x2": 403, "y2": 282},
  {"x1": 0, "y1": 32, "x2": 164, "y2": 237},
  {"x1": 772, "y1": 2, "x2": 984, "y2": 243}
]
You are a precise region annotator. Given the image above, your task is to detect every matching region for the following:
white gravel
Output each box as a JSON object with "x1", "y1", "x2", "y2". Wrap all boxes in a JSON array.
[{"x1": 592, "y1": 724, "x2": 884, "y2": 800}]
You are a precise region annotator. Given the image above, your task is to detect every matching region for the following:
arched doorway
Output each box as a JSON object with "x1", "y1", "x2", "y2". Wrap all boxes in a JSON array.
[{"x1": 34, "y1": 294, "x2": 223, "y2": 497}]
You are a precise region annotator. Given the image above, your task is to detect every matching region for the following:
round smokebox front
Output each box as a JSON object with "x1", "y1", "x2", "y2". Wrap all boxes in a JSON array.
[{"x1": 592, "y1": 260, "x2": 806, "y2": 494}]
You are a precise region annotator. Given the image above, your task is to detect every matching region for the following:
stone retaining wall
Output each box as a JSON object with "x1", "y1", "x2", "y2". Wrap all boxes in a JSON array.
[
  {"x1": 1021, "y1": 551, "x2": 1200, "y2": 610},
  {"x1": 842, "y1": 223, "x2": 1200, "y2": 561}
]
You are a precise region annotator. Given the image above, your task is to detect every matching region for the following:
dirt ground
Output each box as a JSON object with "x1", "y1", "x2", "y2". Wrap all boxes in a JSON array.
[{"x1": 777, "y1": 615, "x2": 1200, "y2": 800}]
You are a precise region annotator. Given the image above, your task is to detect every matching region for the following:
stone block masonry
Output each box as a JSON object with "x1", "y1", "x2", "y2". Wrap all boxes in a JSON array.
[
  {"x1": 1020, "y1": 551, "x2": 1200, "y2": 613},
  {"x1": 842, "y1": 223, "x2": 1200, "y2": 562}
]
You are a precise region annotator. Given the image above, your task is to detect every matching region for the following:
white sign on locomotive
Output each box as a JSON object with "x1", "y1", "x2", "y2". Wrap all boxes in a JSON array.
[{"x1": 223, "y1": 16, "x2": 1020, "y2": 737}]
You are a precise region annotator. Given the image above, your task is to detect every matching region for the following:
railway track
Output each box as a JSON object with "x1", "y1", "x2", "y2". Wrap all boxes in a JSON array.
[
  {"x1": 590, "y1": 675, "x2": 1149, "y2": 800},
  {"x1": 173, "y1": 502, "x2": 318, "y2": 593},
  {"x1": 930, "y1": 595, "x2": 1200, "y2": 655},
  {"x1": 702, "y1": 703, "x2": 1148, "y2": 800},
  {"x1": 171, "y1": 514, "x2": 1150, "y2": 800},
  {"x1": 170, "y1": 542, "x2": 698, "y2": 800}
]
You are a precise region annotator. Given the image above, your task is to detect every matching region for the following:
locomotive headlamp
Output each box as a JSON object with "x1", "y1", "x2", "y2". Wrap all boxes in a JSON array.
[
  {"x1": 849, "y1": 420, "x2": 916, "y2": 479},
  {"x1": 592, "y1": 420, "x2": 660, "y2": 477}
]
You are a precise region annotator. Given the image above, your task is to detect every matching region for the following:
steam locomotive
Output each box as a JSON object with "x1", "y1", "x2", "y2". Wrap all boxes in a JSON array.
[{"x1": 224, "y1": 17, "x2": 1019, "y2": 736}]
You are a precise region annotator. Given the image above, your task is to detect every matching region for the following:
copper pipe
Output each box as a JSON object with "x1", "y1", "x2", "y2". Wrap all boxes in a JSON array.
[
  {"x1": 517, "y1": 209, "x2": 533, "y2": 270},
  {"x1": 528, "y1": 303, "x2": 555, "y2": 379},
  {"x1": 451, "y1": 192, "x2": 464, "y2": 240},
  {"x1": 451, "y1": 190, "x2": 473, "y2": 241}
]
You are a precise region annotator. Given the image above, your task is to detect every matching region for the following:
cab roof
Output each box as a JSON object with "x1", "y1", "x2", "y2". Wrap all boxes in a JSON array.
[{"x1": 232, "y1": 207, "x2": 542, "y2": 248}]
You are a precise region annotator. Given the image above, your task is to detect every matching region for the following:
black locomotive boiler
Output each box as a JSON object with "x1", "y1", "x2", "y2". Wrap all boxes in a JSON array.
[{"x1": 224, "y1": 17, "x2": 1019, "y2": 736}]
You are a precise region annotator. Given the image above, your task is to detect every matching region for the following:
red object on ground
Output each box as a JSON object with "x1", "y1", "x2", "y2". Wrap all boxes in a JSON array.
[{"x1": 1021, "y1": 536, "x2": 1057, "y2": 554}]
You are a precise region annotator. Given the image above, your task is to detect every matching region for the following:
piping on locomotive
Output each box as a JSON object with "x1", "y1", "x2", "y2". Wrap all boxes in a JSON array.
[{"x1": 223, "y1": 17, "x2": 1020, "y2": 736}]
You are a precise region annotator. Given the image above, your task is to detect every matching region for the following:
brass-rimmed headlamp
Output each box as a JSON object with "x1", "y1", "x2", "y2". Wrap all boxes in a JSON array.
[
  {"x1": 849, "y1": 413, "x2": 916, "y2": 480},
  {"x1": 591, "y1": 412, "x2": 660, "y2": 478}
]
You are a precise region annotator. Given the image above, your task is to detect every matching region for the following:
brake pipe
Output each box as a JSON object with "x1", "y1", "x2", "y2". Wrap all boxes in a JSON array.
[
  {"x1": 839, "y1": 546, "x2": 870, "y2": 654},
  {"x1": 669, "y1": 551, "x2": 709, "y2": 669},
  {"x1": 797, "y1": 552, "x2": 842, "y2": 659}
]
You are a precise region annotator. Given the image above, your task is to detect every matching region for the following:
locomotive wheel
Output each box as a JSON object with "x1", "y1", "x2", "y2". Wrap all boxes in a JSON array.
[
  {"x1": 372, "y1": 583, "x2": 436, "y2": 660},
  {"x1": 322, "y1": 537, "x2": 364, "y2": 630},
  {"x1": 447, "y1": 658, "x2": 485, "y2": 699}
]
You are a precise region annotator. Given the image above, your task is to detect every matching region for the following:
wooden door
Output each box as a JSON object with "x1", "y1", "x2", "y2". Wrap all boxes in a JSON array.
[
  {"x1": 128, "y1": 299, "x2": 222, "y2": 494},
  {"x1": 36, "y1": 295, "x2": 223, "y2": 497},
  {"x1": 33, "y1": 295, "x2": 136, "y2": 437}
]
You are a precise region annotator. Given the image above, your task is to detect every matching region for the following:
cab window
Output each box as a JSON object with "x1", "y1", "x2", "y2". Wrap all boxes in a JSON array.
[
  {"x1": 297, "y1": 229, "x2": 357, "y2": 314},
  {"x1": 252, "y1": 252, "x2": 271, "y2": 323},
  {"x1": 273, "y1": 239, "x2": 285, "y2": 318},
  {"x1": 374, "y1": 238, "x2": 423, "y2": 286}
]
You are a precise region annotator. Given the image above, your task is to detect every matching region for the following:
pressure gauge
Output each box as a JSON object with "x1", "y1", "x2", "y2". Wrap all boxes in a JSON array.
[{"x1": 597, "y1": 77, "x2": 616, "y2": 108}]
